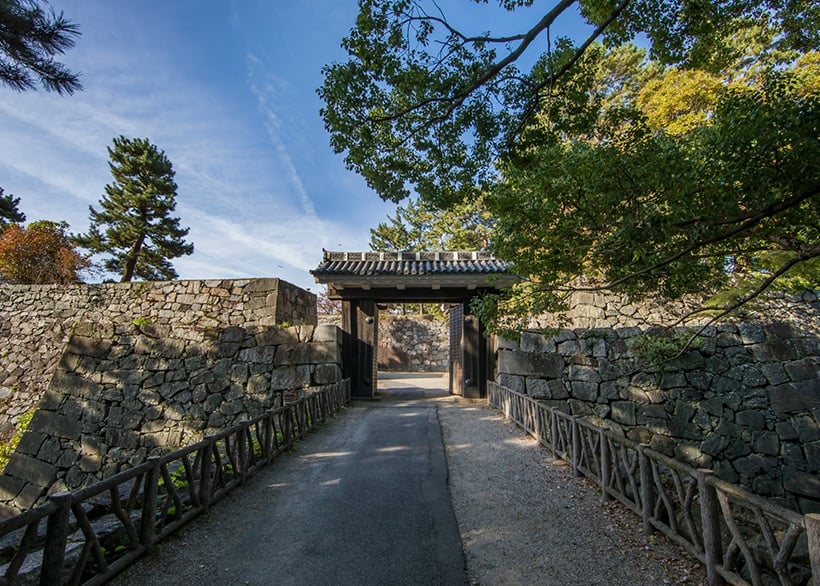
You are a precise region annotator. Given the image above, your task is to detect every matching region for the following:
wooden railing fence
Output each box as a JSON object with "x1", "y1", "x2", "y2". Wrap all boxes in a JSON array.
[
  {"x1": 488, "y1": 381, "x2": 820, "y2": 586},
  {"x1": 0, "y1": 379, "x2": 350, "y2": 586}
]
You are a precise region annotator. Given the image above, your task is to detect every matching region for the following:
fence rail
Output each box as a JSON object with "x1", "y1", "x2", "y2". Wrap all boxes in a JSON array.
[
  {"x1": 0, "y1": 379, "x2": 351, "y2": 586},
  {"x1": 487, "y1": 381, "x2": 820, "y2": 586}
]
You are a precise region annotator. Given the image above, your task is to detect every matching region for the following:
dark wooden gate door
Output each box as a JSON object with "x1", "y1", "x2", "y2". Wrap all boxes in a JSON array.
[{"x1": 342, "y1": 299, "x2": 378, "y2": 397}]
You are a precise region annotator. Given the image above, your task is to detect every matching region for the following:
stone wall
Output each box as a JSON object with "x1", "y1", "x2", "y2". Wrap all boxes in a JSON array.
[
  {"x1": 0, "y1": 279, "x2": 316, "y2": 437},
  {"x1": 378, "y1": 315, "x2": 449, "y2": 372},
  {"x1": 495, "y1": 321, "x2": 820, "y2": 514},
  {"x1": 0, "y1": 321, "x2": 341, "y2": 514},
  {"x1": 319, "y1": 313, "x2": 450, "y2": 372},
  {"x1": 529, "y1": 287, "x2": 820, "y2": 331}
]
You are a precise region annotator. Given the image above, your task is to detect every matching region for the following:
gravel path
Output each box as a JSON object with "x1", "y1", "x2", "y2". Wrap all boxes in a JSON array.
[
  {"x1": 113, "y1": 375, "x2": 704, "y2": 585},
  {"x1": 438, "y1": 398, "x2": 705, "y2": 585}
]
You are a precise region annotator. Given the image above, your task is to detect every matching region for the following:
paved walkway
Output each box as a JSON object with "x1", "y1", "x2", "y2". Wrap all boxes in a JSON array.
[
  {"x1": 115, "y1": 374, "x2": 465, "y2": 586},
  {"x1": 114, "y1": 374, "x2": 702, "y2": 586}
]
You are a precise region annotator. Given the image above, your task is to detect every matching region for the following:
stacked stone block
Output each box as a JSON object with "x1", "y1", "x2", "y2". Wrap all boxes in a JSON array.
[
  {"x1": 378, "y1": 315, "x2": 449, "y2": 372},
  {"x1": 0, "y1": 278, "x2": 316, "y2": 437},
  {"x1": 530, "y1": 287, "x2": 819, "y2": 331},
  {"x1": 0, "y1": 321, "x2": 340, "y2": 514},
  {"x1": 496, "y1": 322, "x2": 819, "y2": 514}
]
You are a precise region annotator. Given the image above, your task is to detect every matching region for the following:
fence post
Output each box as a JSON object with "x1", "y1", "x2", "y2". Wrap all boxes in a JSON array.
[
  {"x1": 283, "y1": 408, "x2": 293, "y2": 448},
  {"x1": 550, "y1": 410, "x2": 558, "y2": 458},
  {"x1": 199, "y1": 437, "x2": 215, "y2": 510},
  {"x1": 571, "y1": 419, "x2": 581, "y2": 477},
  {"x1": 265, "y1": 413, "x2": 274, "y2": 462},
  {"x1": 600, "y1": 429, "x2": 610, "y2": 503},
  {"x1": 139, "y1": 457, "x2": 161, "y2": 551},
  {"x1": 697, "y1": 469, "x2": 724, "y2": 586},
  {"x1": 534, "y1": 403, "x2": 542, "y2": 445},
  {"x1": 805, "y1": 513, "x2": 820, "y2": 586},
  {"x1": 41, "y1": 492, "x2": 72, "y2": 586},
  {"x1": 638, "y1": 444, "x2": 654, "y2": 536},
  {"x1": 238, "y1": 429, "x2": 248, "y2": 484}
]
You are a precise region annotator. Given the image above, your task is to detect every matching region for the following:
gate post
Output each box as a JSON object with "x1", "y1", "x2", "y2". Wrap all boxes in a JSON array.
[
  {"x1": 462, "y1": 309, "x2": 487, "y2": 399},
  {"x1": 341, "y1": 299, "x2": 377, "y2": 397}
]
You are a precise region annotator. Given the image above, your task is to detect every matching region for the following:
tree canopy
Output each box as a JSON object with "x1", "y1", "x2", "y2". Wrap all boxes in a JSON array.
[
  {"x1": 0, "y1": 0, "x2": 81, "y2": 94},
  {"x1": 75, "y1": 136, "x2": 194, "y2": 282},
  {"x1": 0, "y1": 220, "x2": 90, "y2": 284},
  {"x1": 370, "y1": 195, "x2": 493, "y2": 252},
  {"x1": 320, "y1": 0, "x2": 818, "y2": 206},
  {"x1": 321, "y1": 0, "x2": 820, "y2": 335}
]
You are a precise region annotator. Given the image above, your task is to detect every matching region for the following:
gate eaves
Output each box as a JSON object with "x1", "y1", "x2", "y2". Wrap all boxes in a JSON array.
[{"x1": 311, "y1": 250, "x2": 516, "y2": 301}]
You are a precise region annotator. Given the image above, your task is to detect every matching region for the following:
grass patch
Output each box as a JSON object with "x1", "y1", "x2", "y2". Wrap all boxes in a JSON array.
[{"x1": 0, "y1": 409, "x2": 36, "y2": 472}]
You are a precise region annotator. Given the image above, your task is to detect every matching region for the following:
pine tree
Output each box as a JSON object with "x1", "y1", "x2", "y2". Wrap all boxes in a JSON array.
[
  {"x1": 76, "y1": 136, "x2": 193, "y2": 282},
  {"x1": 0, "y1": 0, "x2": 82, "y2": 94},
  {"x1": 0, "y1": 188, "x2": 26, "y2": 231}
]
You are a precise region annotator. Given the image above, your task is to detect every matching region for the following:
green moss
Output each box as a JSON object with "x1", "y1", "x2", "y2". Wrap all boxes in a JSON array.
[
  {"x1": 0, "y1": 409, "x2": 36, "y2": 472},
  {"x1": 630, "y1": 328, "x2": 703, "y2": 365}
]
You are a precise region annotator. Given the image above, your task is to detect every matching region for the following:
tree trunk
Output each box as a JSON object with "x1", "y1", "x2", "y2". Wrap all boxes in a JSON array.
[{"x1": 121, "y1": 233, "x2": 145, "y2": 282}]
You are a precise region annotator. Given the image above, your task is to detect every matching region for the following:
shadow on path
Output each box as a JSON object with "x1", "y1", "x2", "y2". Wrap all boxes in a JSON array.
[{"x1": 114, "y1": 372, "x2": 465, "y2": 586}]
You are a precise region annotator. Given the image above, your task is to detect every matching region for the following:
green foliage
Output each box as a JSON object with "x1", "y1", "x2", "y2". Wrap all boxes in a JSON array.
[
  {"x1": 320, "y1": 0, "x2": 818, "y2": 206},
  {"x1": 636, "y1": 68, "x2": 723, "y2": 135},
  {"x1": 483, "y1": 57, "x2": 819, "y2": 334},
  {"x1": 630, "y1": 329, "x2": 703, "y2": 365},
  {"x1": 75, "y1": 136, "x2": 194, "y2": 282},
  {"x1": 0, "y1": 0, "x2": 82, "y2": 94},
  {"x1": 322, "y1": 2, "x2": 819, "y2": 337},
  {"x1": 131, "y1": 316, "x2": 151, "y2": 327},
  {"x1": 370, "y1": 195, "x2": 494, "y2": 252},
  {"x1": 0, "y1": 409, "x2": 35, "y2": 472}
]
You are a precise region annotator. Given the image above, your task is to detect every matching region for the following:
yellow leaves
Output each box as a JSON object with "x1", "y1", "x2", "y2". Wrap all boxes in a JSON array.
[
  {"x1": 794, "y1": 51, "x2": 820, "y2": 97},
  {"x1": 636, "y1": 68, "x2": 724, "y2": 135}
]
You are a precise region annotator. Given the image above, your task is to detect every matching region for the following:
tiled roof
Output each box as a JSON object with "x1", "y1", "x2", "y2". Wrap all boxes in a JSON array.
[{"x1": 311, "y1": 251, "x2": 511, "y2": 278}]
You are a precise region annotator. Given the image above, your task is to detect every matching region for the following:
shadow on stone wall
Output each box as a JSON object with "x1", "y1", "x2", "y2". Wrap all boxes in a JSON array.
[
  {"x1": 0, "y1": 321, "x2": 340, "y2": 516},
  {"x1": 0, "y1": 278, "x2": 316, "y2": 440},
  {"x1": 495, "y1": 321, "x2": 820, "y2": 514}
]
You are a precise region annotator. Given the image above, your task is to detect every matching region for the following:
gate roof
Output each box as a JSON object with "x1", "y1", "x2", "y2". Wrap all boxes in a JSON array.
[{"x1": 312, "y1": 250, "x2": 516, "y2": 301}]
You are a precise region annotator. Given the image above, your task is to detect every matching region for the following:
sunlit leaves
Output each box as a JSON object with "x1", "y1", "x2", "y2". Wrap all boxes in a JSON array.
[
  {"x1": 636, "y1": 68, "x2": 723, "y2": 134},
  {"x1": 483, "y1": 57, "x2": 820, "y2": 333}
]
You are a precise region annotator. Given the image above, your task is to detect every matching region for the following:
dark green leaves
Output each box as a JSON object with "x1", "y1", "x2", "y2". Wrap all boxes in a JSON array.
[{"x1": 0, "y1": 0, "x2": 81, "y2": 94}]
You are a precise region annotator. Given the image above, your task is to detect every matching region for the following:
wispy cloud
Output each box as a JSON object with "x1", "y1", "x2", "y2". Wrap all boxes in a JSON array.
[
  {"x1": 0, "y1": 2, "x2": 392, "y2": 289},
  {"x1": 246, "y1": 53, "x2": 319, "y2": 220}
]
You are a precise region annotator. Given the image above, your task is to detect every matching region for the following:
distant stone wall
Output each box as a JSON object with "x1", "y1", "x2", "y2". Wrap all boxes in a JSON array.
[
  {"x1": 0, "y1": 279, "x2": 316, "y2": 437},
  {"x1": 495, "y1": 321, "x2": 820, "y2": 514},
  {"x1": 529, "y1": 287, "x2": 820, "y2": 331},
  {"x1": 0, "y1": 322, "x2": 341, "y2": 514},
  {"x1": 318, "y1": 313, "x2": 450, "y2": 372},
  {"x1": 378, "y1": 315, "x2": 448, "y2": 372}
]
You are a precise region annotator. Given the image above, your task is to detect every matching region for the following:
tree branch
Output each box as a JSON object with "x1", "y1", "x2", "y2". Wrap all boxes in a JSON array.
[
  {"x1": 510, "y1": 0, "x2": 633, "y2": 142},
  {"x1": 665, "y1": 246, "x2": 820, "y2": 358},
  {"x1": 368, "y1": 0, "x2": 578, "y2": 124}
]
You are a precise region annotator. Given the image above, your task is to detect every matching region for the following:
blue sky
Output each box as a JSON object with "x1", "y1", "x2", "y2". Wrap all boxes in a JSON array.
[{"x1": 0, "y1": 1, "x2": 591, "y2": 291}]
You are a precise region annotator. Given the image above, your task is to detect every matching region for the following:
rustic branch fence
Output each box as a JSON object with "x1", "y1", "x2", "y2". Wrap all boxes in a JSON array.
[
  {"x1": 488, "y1": 381, "x2": 820, "y2": 586},
  {"x1": 0, "y1": 379, "x2": 350, "y2": 586}
]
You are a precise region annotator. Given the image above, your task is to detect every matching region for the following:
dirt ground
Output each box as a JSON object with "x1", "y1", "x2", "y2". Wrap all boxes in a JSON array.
[{"x1": 437, "y1": 396, "x2": 706, "y2": 585}]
